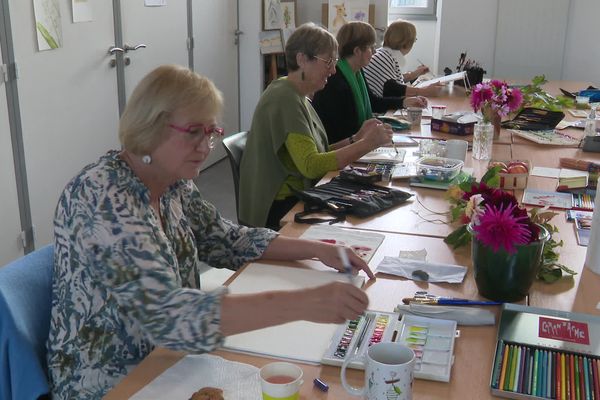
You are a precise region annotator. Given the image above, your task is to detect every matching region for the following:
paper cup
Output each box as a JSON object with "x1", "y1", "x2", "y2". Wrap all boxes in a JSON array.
[
  {"x1": 445, "y1": 139, "x2": 469, "y2": 162},
  {"x1": 259, "y1": 362, "x2": 304, "y2": 400}
]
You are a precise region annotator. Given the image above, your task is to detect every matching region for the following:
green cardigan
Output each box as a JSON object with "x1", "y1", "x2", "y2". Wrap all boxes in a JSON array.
[{"x1": 239, "y1": 78, "x2": 330, "y2": 227}]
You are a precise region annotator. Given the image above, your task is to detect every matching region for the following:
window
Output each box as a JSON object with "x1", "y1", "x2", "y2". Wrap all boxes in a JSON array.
[{"x1": 388, "y1": 0, "x2": 437, "y2": 20}]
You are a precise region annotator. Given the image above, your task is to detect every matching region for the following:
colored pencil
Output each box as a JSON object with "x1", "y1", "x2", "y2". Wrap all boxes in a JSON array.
[
  {"x1": 499, "y1": 343, "x2": 510, "y2": 391},
  {"x1": 538, "y1": 350, "x2": 545, "y2": 398},
  {"x1": 592, "y1": 359, "x2": 600, "y2": 400},
  {"x1": 519, "y1": 345, "x2": 527, "y2": 394},
  {"x1": 584, "y1": 356, "x2": 591, "y2": 400},
  {"x1": 527, "y1": 348, "x2": 535, "y2": 395},
  {"x1": 580, "y1": 355, "x2": 585, "y2": 400},
  {"x1": 542, "y1": 350, "x2": 548, "y2": 398},
  {"x1": 576, "y1": 355, "x2": 582, "y2": 400},
  {"x1": 533, "y1": 349, "x2": 540, "y2": 396},
  {"x1": 523, "y1": 347, "x2": 531, "y2": 394},
  {"x1": 508, "y1": 345, "x2": 517, "y2": 391},
  {"x1": 558, "y1": 352, "x2": 563, "y2": 400},
  {"x1": 569, "y1": 354, "x2": 577, "y2": 400},
  {"x1": 492, "y1": 341, "x2": 505, "y2": 388},
  {"x1": 549, "y1": 350, "x2": 554, "y2": 399},
  {"x1": 513, "y1": 346, "x2": 522, "y2": 392},
  {"x1": 504, "y1": 345, "x2": 512, "y2": 391}
]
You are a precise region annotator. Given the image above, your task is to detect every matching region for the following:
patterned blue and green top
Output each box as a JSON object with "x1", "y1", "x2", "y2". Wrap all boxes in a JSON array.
[{"x1": 47, "y1": 150, "x2": 277, "y2": 399}]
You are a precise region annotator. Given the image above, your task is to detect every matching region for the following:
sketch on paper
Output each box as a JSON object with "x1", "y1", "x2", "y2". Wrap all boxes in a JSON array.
[
  {"x1": 281, "y1": 1, "x2": 296, "y2": 29},
  {"x1": 263, "y1": 0, "x2": 283, "y2": 30},
  {"x1": 72, "y1": 0, "x2": 93, "y2": 23},
  {"x1": 328, "y1": 0, "x2": 369, "y2": 34},
  {"x1": 33, "y1": 0, "x2": 63, "y2": 51},
  {"x1": 259, "y1": 30, "x2": 283, "y2": 55}
]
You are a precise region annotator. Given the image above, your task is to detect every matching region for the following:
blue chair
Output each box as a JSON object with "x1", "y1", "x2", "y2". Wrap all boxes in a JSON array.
[{"x1": 0, "y1": 245, "x2": 53, "y2": 400}]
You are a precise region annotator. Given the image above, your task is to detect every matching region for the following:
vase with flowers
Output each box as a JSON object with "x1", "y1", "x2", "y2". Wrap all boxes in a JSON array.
[
  {"x1": 470, "y1": 80, "x2": 523, "y2": 139},
  {"x1": 444, "y1": 168, "x2": 576, "y2": 302}
]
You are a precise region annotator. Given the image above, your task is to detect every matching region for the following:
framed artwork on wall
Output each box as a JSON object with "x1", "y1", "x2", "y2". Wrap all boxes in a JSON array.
[
  {"x1": 280, "y1": 0, "x2": 296, "y2": 29},
  {"x1": 263, "y1": 0, "x2": 283, "y2": 30},
  {"x1": 327, "y1": 0, "x2": 369, "y2": 35}
]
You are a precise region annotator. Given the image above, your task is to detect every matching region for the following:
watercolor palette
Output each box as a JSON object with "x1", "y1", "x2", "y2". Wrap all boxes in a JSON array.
[
  {"x1": 395, "y1": 315, "x2": 458, "y2": 382},
  {"x1": 491, "y1": 304, "x2": 600, "y2": 399},
  {"x1": 321, "y1": 311, "x2": 398, "y2": 370},
  {"x1": 321, "y1": 312, "x2": 458, "y2": 382}
]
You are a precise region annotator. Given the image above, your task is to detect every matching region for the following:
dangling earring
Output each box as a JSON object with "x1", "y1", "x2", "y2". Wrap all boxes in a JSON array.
[
  {"x1": 142, "y1": 155, "x2": 152, "y2": 165},
  {"x1": 301, "y1": 70, "x2": 305, "y2": 81}
]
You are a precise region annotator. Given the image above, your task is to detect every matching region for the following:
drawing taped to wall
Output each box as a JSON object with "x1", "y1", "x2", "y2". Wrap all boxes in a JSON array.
[
  {"x1": 33, "y1": 0, "x2": 63, "y2": 51},
  {"x1": 72, "y1": 0, "x2": 93, "y2": 23},
  {"x1": 263, "y1": 0, "x2": 283, "y2": 30},
  {"x1": 328, "y1": 0, "x2": 369, "y2": 34}
]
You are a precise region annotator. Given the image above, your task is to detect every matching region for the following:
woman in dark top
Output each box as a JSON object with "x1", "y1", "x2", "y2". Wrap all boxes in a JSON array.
[{"x1": 312, "y1": 21, "x2": 426, "y2": 144}]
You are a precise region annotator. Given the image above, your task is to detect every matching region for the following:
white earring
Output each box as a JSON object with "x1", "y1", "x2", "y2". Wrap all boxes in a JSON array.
[{"x1": 142, "y1": 155, "x2": 152, "y2": 165}]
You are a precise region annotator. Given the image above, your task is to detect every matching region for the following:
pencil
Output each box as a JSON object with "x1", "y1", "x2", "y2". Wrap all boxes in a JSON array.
[
  {"x1": 512, "y1": 346, "x2": 522, "y2": 392},
  {"x1": 519, "y1": 345, "x2": 527, "y2": 394},
  {"x1": 499, "y1": 343, "x2": 510, "y2": 391},
  {"x1": 533, "y1": 349, "x2": 539, "y2": 396},
  {"x1": 549, "y1": 350, "x2": 554, "y2": 399},
  {"x1": 527, "y1": 348, "x2": 535, "y2": 395},
  {"x1": 584, "y1": 356, "x2": 591, "y2": 400},
  {"x1": 557, "y1": 352, "x2": 563, "y2": 400},
  {"x1": 571, "y1": 354, "x2": 576, "y2": 400},
  {"x1": 505, "y1": 345, "x2": 515, "y2": 391},
  {"x1": 592, "y1": 359, "x2": 600, "y2": 400},
  {"x1": 576, "y1": 355, "x2": 581, "y2": 400},
  {"x1": 492, "y1": 341, "x2": 505, "y2": 388},
  {"x1": 541, "y1": 350, "x2": 547, "y2": 398}
]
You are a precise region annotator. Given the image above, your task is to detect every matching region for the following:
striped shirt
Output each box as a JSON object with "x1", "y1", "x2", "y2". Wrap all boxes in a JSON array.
[{"x1": 363, "y1": 47, "x2": 405, "y2": 97}]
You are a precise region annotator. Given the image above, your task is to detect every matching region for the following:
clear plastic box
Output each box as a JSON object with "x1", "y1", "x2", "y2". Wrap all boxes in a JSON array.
[{"x1": 416, "y1": 157, "x2": 464, "y2": 182}]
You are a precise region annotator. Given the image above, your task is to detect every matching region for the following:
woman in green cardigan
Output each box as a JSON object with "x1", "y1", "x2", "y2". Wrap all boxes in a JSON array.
[{"x1": 239, "y1": 23, "x2": 393, "y2": 230}]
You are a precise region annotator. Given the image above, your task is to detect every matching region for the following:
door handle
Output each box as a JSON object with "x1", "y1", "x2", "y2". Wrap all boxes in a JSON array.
[
  {"x1": 123, "y1": 44, "x2": 147, "y2": 52},
  {"x1": 108, "y1": 46, "x2": 124, "y2": 55}
]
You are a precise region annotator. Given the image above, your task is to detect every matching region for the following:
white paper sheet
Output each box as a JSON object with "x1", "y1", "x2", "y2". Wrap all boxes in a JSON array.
[
  {"x1": 299, "y1": 225, "x2": 385, "y2": 263},
  {"x1": 223, "y1": 263, "x2": 364, "y2": 363},
  {"x1": 414, "y1": 71, "x2": 467, "y2": 88},
  {"x1": 130, "y1": 354, "x2": 260, "y2": 400}
]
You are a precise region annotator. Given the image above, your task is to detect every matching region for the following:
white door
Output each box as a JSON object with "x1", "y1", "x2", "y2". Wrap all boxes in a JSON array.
[
  {"x1": 10, "y1": 0, "x2": 121, "y2": 246},
  {"x1": 191, "y1": 0, "x2": 239, "y2": 166},
  {"x1": 120, "y1": 2, "x2": 189, "y2": 100},
  {"x1": 0, "y1": 52, "x2": 23, "y2": 265}
]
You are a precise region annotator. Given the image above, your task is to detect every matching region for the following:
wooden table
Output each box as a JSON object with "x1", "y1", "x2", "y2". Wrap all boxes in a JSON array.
[
  {"x1": 106, "y1": 229, "x2": 505, "y2": 400},
  {"x1": 105, "y1": 81, "x2": 600, "y2": 399}
]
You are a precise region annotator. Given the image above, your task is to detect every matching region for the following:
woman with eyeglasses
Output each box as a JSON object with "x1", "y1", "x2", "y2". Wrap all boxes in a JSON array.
[
  {"x1": 47, "y1": 64, "x2": 373, "y2": 399},
  {"x1": 239, "y1": 22, "x2": 393, "y2": 230},
  {"x1": 363, "y1": 19, "x2": 443, "y2": 100},
  {"x1": 312, "y1": 21, "x2": 427, "y2": 145}
]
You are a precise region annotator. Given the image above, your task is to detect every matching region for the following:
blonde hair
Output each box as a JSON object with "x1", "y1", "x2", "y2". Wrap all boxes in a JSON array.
[
  {"x1": 285, "y1": 22, "x2": 337, "y2": 71},
  {"x1": 336, "y1": 21, "x2": 376, "y2": 59},
  {"x1": 119, "y1": 64, "x2": 223, "y2": 155},
  {"x1": 383, "y1": 19, "x2": 417, "y2": 51}
]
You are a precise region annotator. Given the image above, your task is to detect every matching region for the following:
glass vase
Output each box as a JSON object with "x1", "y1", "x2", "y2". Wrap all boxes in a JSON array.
[
  {"x1": 472, "y1": 122, "x2": 494, "y2": 160},
  {"x1": 468, "y1": 224, "x2": 550, "y2": 302}
]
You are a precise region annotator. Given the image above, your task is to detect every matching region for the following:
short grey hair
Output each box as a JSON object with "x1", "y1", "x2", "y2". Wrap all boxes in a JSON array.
[{"x1": 285, "y1": 22, "x2": 337, "y2": 71}]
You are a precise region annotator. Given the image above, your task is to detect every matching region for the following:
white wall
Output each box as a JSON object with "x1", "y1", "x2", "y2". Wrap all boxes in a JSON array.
[
  {"x1": 434, "y1": 0, "x2": 599, "y2": 84},
  {"x1": 563, "y1": 0, "x2": 600, "y2": 84}
]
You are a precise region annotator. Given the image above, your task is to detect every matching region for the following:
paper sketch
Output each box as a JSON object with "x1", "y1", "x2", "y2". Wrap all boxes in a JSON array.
[
  {"x1": 281, "y1": 1, "x2": 296, "y2": 29},
  {"x1": 72, "y1": 0, "x2": 93, "y2": 23},
  {"x1": 328, "y1": 0, "x2": 369, "y2": 34},
  {"x1": 33, "y1": 0, "x2": 63, "y2": 51},
  {"x1": 259, "y1": 30, "x2": 283, "y2": 55},
  {"x1": 264, "y1": 0, "x2": 283, "y2": 30}
]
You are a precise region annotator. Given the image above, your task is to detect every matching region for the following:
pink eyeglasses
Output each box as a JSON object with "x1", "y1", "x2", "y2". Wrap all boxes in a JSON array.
[{"x1": 168, "y1": 123, "x2": 225, "y2": 149}]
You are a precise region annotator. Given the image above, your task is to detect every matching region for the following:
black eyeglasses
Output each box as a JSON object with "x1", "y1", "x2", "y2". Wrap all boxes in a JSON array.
[{"x1": 313, "y1": 56, "x2": 338, "y2": 68}]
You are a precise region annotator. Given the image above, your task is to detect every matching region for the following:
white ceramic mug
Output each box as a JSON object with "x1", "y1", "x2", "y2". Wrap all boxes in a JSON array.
[
  {"x1": 406, "y1": 107, "x2": 423, "y2": 126},
  {"x1": 259, "y1": 362, "x2": 304, "y2": 400},
  {"x1": 341, "y1": 342, "x2": 415, "y2": 400},
  {"x1": 445, "y1": 139, "x2": 469, "y2": 162}
]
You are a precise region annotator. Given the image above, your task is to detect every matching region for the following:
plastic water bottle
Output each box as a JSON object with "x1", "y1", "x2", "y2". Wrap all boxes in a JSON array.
[
  {"x1": 585, "y1": 177, "x2": 600, "y2": 275},
  {"x1": 584, "y1": 108, "x2": 597, "y2": 137}
]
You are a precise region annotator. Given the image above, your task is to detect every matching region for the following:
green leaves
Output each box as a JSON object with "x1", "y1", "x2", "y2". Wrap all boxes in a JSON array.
[
  {"x1": 520, "y1": 75, "x2": 575, "y2": 111},
  {"x1": 36, "y1": 22, "x2": 59, "y2": 49},
  {"x1": 444, "y1": 224, "x2": 471, "y2": 249}
]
